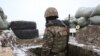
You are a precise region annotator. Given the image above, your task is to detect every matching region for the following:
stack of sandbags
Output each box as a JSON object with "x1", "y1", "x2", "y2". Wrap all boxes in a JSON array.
[
  {"x1": 89, "y1": 4, "x2": 100, "y2": 25},
  {"x1": 75, "y1": 7, "x2": 94, "y2": 28},
  {"x1": 0, "y1": 7, "x2": 8, "y2": 29},
  {"x1": 9, "y1": 21, "x2": 39, "y2": 39}
]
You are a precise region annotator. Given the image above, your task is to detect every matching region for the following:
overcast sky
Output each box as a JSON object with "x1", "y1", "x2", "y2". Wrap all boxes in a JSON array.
[{"x1": 0, "y1": 0, "x2": 100, "y2": 33}]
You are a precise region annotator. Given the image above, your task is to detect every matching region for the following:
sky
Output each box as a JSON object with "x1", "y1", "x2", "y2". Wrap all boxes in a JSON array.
[{"x1": 0, "y1": 0, "x2": 100, "y2": 34}]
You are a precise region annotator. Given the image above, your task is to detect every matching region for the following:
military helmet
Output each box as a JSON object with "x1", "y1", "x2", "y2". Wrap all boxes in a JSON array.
[{"x1": 44, "y1": 7, "x2": 58, "y2": 18}]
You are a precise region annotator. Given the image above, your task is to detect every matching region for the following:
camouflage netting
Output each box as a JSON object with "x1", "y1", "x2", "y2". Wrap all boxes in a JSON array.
[
  {"x1": 76, "y1": 25, "x2": 100, "y2": 47},
  {"x1": 0, "y1": 16, "x2": 8, "y2": 29}
]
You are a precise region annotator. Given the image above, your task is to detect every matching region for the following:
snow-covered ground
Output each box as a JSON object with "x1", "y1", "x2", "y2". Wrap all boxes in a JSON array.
[{"x1": 13, "y1": 36, "x2": 100, "y2": 56}]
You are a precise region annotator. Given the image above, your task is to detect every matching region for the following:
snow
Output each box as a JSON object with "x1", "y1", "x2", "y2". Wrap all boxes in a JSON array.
[
  {"x1": 69, "y1": 36, "x2": 85, "y2": 47},
  {"x1": 70, "y1": 28, "x2": 77, "y2": 33},
  {"x1": 13, "y1": 45, "x2": 42, "y2": 56},
  {"x1": 13, "y1": 47, "x2": 26, "y2": 56},
  {"x1": 21, "y1": 45, "x2": 42, "y2": 50}
]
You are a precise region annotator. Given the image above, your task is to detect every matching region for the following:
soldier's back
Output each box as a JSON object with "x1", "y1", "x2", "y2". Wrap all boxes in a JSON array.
[{"x1": 42, "y1": 20, "x2": 69, "y2": 56}]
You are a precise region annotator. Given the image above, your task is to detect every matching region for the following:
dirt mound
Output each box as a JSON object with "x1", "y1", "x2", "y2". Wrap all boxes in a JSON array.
[{"x1": 76, "y1": 25, "x2": 100, "y2": 46}]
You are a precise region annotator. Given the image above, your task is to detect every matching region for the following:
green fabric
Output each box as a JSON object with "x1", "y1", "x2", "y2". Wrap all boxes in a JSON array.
[{"x1": 0, "y1": 16, "x2": 8, "y2": 29}]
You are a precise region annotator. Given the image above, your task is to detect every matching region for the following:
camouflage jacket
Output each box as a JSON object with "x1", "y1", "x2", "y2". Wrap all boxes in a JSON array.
[{"x1": 42, "y1": 20, "x2": 69, "y2": 53}]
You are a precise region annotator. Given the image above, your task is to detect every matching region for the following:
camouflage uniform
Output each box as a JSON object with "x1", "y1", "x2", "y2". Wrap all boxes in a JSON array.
[{"x1": 41, "y1": 7, "x2": 69, "y2": 56}]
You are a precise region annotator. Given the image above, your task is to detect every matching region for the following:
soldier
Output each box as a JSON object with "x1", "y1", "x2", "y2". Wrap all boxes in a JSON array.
[{"x1": 41, "y1": 7, "x2": 69, "y2": 56}]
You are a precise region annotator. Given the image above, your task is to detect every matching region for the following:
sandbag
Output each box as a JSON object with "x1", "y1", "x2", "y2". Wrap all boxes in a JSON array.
[
  {"x1": 91, "y1": 4, "x2": 100, "y2": 17},
  {"x1": 76, "y1": 17, "x2": 89, "y2": 27},
  {"x1": 9, "y1": 21, "x2": 36, "y2": 30},
  {"x1": 89, "y1": 16, "x2": 100, "y2": 25},
  {"x1": 0, "y1": 7, "x2": 4, "y2": 19},
  {"x1": 0, "y1": 16, "x2": 8, "y2": 29},
  {"x1": 13, "y1": 29, "x2": 39, "y2": 39},
  {"x1": 2, "y1": 14, "x2": 7, "y2": 20},
  {"x1": 75, "y1": 7, "x2": 94, "y2": 18}
]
